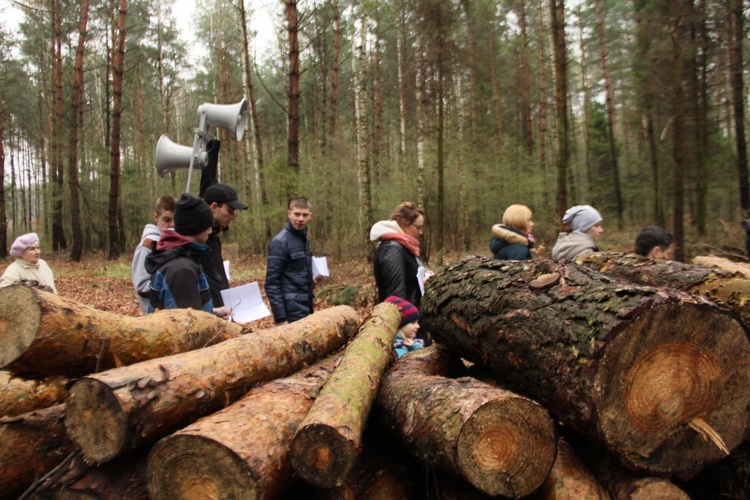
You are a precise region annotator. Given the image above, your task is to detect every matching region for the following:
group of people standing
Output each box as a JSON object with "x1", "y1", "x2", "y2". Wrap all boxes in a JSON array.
[
  {"x1": 130, "y1": 184, "x2": 316, "y2": 326},
  {"x1": 489, "y1": 203, "x2": 674, "y2": 263}
]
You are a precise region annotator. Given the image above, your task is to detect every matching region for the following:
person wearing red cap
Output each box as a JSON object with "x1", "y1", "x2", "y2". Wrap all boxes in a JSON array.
[{"x1": 385, "y1": 296, "x2": 424, "y2": 358}]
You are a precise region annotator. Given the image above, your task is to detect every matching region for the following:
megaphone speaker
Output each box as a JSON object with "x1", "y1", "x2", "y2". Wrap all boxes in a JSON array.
[
  {"x1": 197, "y1": 98, "x2": 248, "y2": 141},
  {"x1": 155, "y1": 135, "x2": 194, "y2": 177}
]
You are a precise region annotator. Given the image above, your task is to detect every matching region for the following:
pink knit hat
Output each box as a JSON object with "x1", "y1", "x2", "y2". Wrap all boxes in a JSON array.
[{"x1": 10, "y1": 233, "x2": 40, "y2": 258}]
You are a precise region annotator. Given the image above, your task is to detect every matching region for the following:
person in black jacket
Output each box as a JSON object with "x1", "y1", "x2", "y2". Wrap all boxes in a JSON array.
[
  {"x1": 146, "y1": 193, "x2": 227, "y2": 316},
  {"x1": 490, "y1": 204, "x2": 536, "y2": 260},
  {"x1": 201, "y1": 183, "x2": 248, "y2": 312},
  {"x1": 265, "y1": 197, "x2": 315, "y2": 324}
]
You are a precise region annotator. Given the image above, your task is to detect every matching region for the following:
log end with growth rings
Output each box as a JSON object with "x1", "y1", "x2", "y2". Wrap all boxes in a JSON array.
[
  {"x1": 0, "y1": 286, "x2": 43, "y2": 370},
  {"x1": 455, "y1": 396, "x2": 557, "y2": 497},
  {"x1": 65, "y1": 378, "x2": 130, "y2": 464},
  {"x1": 290, "y1": 423, "x2": 359, "y2": 489},
  {"x1": 595, "y1": 302, "x2": 750, "y2": 472},
  {"x1": 147, "y1": 435, "x2": 257, "y2": 500}
]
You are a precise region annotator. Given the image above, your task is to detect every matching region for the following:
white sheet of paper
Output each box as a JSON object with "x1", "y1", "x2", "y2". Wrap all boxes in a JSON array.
[
  {"x1": 220, "y1": 282, "x2": 271, "y2": 323},
  {"x1": 312, "y1": 256, "x2": 330, "y2": 279},
  {"x1": 417, "y1": 266, "x2": 426, "y2": 296},
  {"x1": 223, "y1": 260, "x2": 231, "y2": 281}
]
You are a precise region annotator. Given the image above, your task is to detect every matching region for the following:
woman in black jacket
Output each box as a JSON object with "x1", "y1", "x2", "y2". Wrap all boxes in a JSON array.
[{"x1": 369, "y1": 201, "x2": 425, "y2": 309}]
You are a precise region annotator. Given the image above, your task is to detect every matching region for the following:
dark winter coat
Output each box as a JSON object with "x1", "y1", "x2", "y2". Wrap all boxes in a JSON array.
[
  {"x1": 203, "y1": 226, "x2": 230, "y2": 307},
  {"x1": 145, "y1": 231, "x2": 213, "y2": 313},
  {"x1": 490, "y1": 225, "x2": 533, "y2": 260},
  {"x1": 265, "y1": 221, "x2": 314, "y2": 323},
  {"x1": 373, "y1": 240, "x2": 422, "y2": 308}
]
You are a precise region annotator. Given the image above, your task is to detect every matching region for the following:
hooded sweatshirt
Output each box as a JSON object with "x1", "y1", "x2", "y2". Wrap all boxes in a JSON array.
[
  {"x1": 550, "y1": 231, "x2": 598, "y2": 262},
  {"x1": 145, "y1": 230, "x2": 213, "y2": 313},
  {"x1": 132, "y1": 223, "x2": 162, "y2": 314}
]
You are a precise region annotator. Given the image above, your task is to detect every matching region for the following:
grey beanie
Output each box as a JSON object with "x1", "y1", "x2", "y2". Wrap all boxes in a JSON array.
[
  {"x1": 174, "y1": 193, "x2": 214, "y2": 236},
  {"x1": 562, "y1": 205, "x2": 602, "y2": 232}
]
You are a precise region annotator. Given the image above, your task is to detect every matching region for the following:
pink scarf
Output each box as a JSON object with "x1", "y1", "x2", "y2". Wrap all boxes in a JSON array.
[{"x1": 381, "y1": 232, "x2": 420, "y2": 257}]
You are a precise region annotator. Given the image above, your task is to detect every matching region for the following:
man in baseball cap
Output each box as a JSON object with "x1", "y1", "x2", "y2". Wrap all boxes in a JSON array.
[{"x1": 202, "y1": 183, "x2": 248, "y2": 308}]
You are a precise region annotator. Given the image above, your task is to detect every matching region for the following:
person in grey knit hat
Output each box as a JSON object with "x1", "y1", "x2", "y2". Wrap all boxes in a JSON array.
[{"x1": 551, "y1": 205, "x2": 604, "y2": 262}]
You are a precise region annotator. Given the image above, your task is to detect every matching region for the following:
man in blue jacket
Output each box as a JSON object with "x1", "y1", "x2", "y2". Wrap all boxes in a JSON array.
[
  {"x1": 265, "y1": 197, "x2": 315, "y2": 324},
  {"x1": 146, "y1": 193, "x2": 228, "y2": 316}
]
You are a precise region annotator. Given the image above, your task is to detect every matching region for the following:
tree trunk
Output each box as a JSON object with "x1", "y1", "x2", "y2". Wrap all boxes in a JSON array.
[
  {"x1": 291, "y1": 302, "x2": 400, "y2": 488},
  {"x1": 286, "y1": 0, "x2": 300, "y2": 177},
  {"x1": 550, "y1": 0, "x2": 569, "y2": 217},
  {"x1": 530, "y1": 437, "x2": 608, "y2": 500},
  {"x1": 67, "y1": 0, "x2": 90, "y2": 262},
  {"x1": 65, "y1": 306, "x2": 360, "y2": 464},
  {"x1": 108, "y1": 0, "x2": 127, "y2": 259},
  {"x1": 728, "y1": 0, "x2": 748, "y2": 214},
  {"x1": 376, "y1": 346, "x2": 557, "y2": 497},
  {"x1": 51, "y1": 0, "x2": 67, "y2": 252},
  {"x1": 353, "y1": 15, "x2": 372, "y2": 248},
  {"x1": 579, "y1": 251, "x2": 750, "y2": 326},
  {"x1": 0, "y1": 371, "x2": 68, "y2": 418},
  {"x1": 146, "y1": 354, "x2": 344, "y2": 500},
  {"x1": 0, "y1": 55, "x2": 6, "y2": 259},
  {"x1": 0, "y1": 286, "x2": 243, "y2": 378},
  {"x1": 519, "y1": 0, "x2": 534, "y2": 154},
  {"x1": 331, "y1": 0, "x2": 341, "y2": 142},
  {"x1": 0, "y1": 404, "x2": 75, "y2": 500},
  {"x1": 421, "y1": 257, "x2": 750, "y2": 474}
]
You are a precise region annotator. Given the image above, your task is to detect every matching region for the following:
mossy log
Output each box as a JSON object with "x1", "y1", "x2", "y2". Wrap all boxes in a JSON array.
[
  {"x1": 146, "y1": 354, "x2": 343, "y2": 500},
  {"x1": 290, "y1": 302, "x2": 401, "y2": 488},
  {"x1": 0, "y1": 285, "x2": 244, "y2": 377},
  {"x1": 65, "y1": 306, "x2": 360, "y2": 465},
  {"x1": 0, "y1": 371, "x2": 68, "y2": 418},
  {"x1": 376, "y1": 345, "x2": 557, "y2": 497},
  {"x1": 580, "y1": 251, "x2": 750, "y2": 325},
  {"x1": 0, "y1": 404, "x2": 75, "y2": 500},
  {"x1": 421, "y1": 257, "x2": 750, "y2": 475}
]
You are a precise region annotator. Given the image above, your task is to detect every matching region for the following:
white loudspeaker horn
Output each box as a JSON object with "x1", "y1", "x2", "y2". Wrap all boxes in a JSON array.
[
  {"x1": 197, "y1": 98, "x2": 248, "y2": 141},
  {"x1": 155, "y1": 135, "x2": 198, "y2": 177}
]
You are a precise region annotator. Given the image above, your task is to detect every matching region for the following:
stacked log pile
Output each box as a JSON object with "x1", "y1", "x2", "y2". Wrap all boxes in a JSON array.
[{"x1": 1, "y1": 255, "x2": 749, "y2": 499}]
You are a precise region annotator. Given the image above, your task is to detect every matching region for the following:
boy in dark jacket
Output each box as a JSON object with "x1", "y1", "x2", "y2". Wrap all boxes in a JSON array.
[
  {"x1": 146, "y1": 193, "x2": 227, "y2": 315},
  {"x1": 265, "y1": 197, "x2": 315, "y2": 324}
]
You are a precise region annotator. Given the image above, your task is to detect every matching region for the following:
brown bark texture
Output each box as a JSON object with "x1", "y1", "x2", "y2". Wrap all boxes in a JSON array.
[
  {"x1": 580, "y1": 251, "x2": 750, "y2": 325},
  {"x1": 0, "y1": 404, "x2": 75, "y2": 500},
  {"x1": 376, "y1": 345, "x2": 557, "y2": 497},
  {"x1": 0, "y1": 371, "x2": 68, "y2": 417},
  {"x1": 65, "y1": 305, "x2": 360, "y2": 464},
  {"x1": 291, "y1": 302, "x2": 401, "y2": 488},
  {"x1": 530, "y1": 437, "x2": 608, "y2": 500},
  {"x1": 146, "y1": 353, "x2": 343, "y2": 500},
  {"x1": 0, "y1": 285, "x2": 244, "y2": 377},
  {"x1": 421, "y1": 257, "x2": 750, "y2": 474}
]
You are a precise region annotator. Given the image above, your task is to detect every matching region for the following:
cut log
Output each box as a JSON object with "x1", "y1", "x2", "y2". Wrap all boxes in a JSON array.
[
  {"x1": 0, "y1": 285, "x2": 244, "y2": 377},
  {"x1": 0, "y1": 371, "x2": 68, "y2": 417},
  {"x1": 291, "y1": 301, "x2": 401, "y2": 488},
  {"x1": 0, "y1": 404, "x2": 76, "y2": 500},
  {"x1": 580, "y1": 251, "x2": 750, "y2": 326},
  {"x1": 146, "y1": 354, "x2": 343, "y2": 500},
  {"x1": 692, "y1": 255, "x2": 750, "y2": 278},
  {"x1": 421, "y1": 257, "x2": 750, "y2": 474},
  {"x1": 66, "y1": 305, "x2": 360, "y2": 464},
  {"x1": 530, "y1": 437, "x2": 608, "y2": 500},
  {"x1": 376, "y1": 345, "x2": 557, "y2": 497}
]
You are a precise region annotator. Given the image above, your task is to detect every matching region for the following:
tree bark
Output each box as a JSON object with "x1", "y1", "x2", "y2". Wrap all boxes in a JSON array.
[
  {"x1": 65, "y1": 306, "x2": 360, "y2": 464},
  {"x1": 728, "y1": 0, "x2": 748, "y2": 213},
  {"x1": 550, "y1": 0, "x2": 569, "y2": 217},
  {"x1": 353, "y1": 15, "x2": 372, "y2": 248},
  {"x1": 530, "y1": 437, "x2": 608, "y2": 500},
  {"x1": 0, "y1": 404, "x2": 75, "y2": 500},
  {"x1": 579, "y1": 251, "x2": 750, "y2": 326},
  {"x1": 291, "y1": 302, "x2": 400, "y2": 488},
  {"x1": 286, "y1": 0, "x2": 301, "y2": 177},
  {"x1": 146, "y1": 354, "x2": 344, "y2": 500},
  {"x1": 376, "y1": 346, "x2": 557, "y2": 497},
  {"x1": 0, "y1": 286, "x2": 243, "y2": 378},
  {"x1": 421, "y1": 257, "x2": 750, "y2": 474},
  {"x1": 108, "y1": 0, "x2": 127, "y2": 259},
  {"x1": 0, "y1": 371, "x2": 68, "y2": 418}
]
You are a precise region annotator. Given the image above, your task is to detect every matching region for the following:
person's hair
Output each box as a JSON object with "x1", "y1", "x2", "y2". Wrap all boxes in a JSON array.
[
  {"x1": 155, "y1": 195, "x2": 176, "y2": 214},
  {"x1": 288, "y1": 197, "x2": 311, "y2": 210},
  {"x1": 390, "y1": 202, "x2": 424, "y2": 228},
  {"x1": 634, "y1": 226, "x2": 673, "y2": 257},
  {"x1": 502, "y1": 204, "x2": 533, "y2": 231}
]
